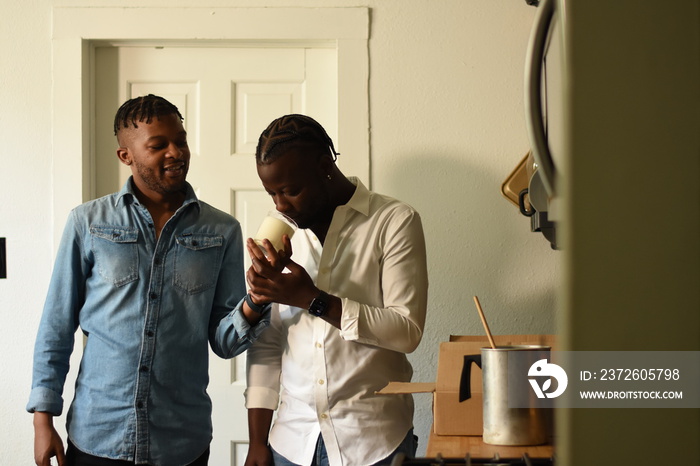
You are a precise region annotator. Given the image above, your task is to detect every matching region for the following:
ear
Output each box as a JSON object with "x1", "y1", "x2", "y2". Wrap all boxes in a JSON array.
[
  {"x1": 116, "y1": 147, "x2": 132, "y2": 166},
  {"x1": 317, "y1": 152, "x2": 335, "y2": 178}
]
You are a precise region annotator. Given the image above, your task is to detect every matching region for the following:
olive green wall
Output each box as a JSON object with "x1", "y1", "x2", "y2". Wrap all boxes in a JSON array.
[{"x1": 559, "y1": 1, "x2": 700, "y2": 464}]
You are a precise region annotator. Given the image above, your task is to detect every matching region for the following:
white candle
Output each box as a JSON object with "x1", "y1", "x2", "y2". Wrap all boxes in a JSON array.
[{"x1": 253, "y1": 211, "x2": 297, "y2": 255}]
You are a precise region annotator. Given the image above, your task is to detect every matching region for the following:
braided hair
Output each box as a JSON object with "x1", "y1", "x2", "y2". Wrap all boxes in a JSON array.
[
  {"x1": 255, "y1": 114, "x2": 339, "y2": 165},
  {"x1": 113, "y1": 94, "x2": 183, "y2": 136}
]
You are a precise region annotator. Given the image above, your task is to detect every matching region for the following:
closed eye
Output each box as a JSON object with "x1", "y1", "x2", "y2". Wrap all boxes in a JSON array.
[{"x1": 266, "y1": 188, "x2": 301, "y2": 197}]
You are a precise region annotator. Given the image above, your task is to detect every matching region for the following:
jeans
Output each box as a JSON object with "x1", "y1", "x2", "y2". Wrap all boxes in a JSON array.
[
  {"x1": 65, "y1": 440, "x2": 210, "y2": 466},
  {"x1": 271, "y1": 429, "x2": 417, "y2": 466}
]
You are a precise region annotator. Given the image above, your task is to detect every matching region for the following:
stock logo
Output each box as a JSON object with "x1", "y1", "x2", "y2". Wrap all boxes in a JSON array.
[{"x1": 528, "y1": 358, "x2": 568, "y2": 399}]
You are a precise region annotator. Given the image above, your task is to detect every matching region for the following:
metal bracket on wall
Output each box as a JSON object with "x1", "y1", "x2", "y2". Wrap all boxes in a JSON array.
[{"x1": 0, "y1": 238, "x2": 6, "y2": 278}]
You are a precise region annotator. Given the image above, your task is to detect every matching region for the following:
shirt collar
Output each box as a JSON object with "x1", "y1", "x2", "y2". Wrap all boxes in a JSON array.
[
  {"x1": 115, "y1": 176, "x2": 200, "y2": 211},
  {"x1": 345, "y1": 177, "x2": 371, "y2": 217}
]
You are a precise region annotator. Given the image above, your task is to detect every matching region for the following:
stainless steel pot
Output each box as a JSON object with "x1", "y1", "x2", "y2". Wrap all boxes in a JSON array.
[{"x1": 460, "y1": 345, "x2": 552, "y2": 446}]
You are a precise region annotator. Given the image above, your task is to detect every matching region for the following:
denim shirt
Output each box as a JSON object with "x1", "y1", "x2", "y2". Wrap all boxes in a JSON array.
[{"x1": 27, "y1": 178, "x2": 268, "y2": 465}]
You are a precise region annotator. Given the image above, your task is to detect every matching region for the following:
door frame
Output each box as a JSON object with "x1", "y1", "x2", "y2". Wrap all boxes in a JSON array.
[{"x1": 51, "y1": 6, "x2": 369, "y2": 249}]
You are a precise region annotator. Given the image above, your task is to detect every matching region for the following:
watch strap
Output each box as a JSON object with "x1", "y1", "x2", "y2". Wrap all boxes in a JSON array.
[{"x1": 244, "y1": 293, "x2": 268, "y2": 314}]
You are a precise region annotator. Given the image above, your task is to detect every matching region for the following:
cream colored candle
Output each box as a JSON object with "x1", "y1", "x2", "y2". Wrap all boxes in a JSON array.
[{"x1": 253, "y1": 211, "x2": 296, "y2": 255}]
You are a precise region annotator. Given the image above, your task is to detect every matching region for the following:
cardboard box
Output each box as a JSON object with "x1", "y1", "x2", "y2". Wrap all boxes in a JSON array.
[{"x1": 378, "y1": 334, "x2": 555, "y2": 436}]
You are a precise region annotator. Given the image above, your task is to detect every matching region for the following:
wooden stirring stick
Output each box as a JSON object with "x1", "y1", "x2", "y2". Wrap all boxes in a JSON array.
[{"x1": 473, "y1": 295, "x2": 497, "y2": 349}]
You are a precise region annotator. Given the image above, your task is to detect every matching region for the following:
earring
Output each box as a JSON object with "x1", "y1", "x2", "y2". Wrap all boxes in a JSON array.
[{"x1": 327, "y1": 174, "x2": 332, "y2": 180}]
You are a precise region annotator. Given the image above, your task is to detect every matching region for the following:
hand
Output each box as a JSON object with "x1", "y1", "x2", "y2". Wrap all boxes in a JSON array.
[
  {"x1": 33, "y1": 412, "x2": 65, "y2": 466},
  {"x1": 246, "y1": 236, "x2": 295, "y2": 307},
  {"x1": 246, "y1": 242, "x2": 318, "y2": 309},
  {"x1": 243, "y1": 235, "x2": 292, "y2": 314},
  {"x1": 247, "y1": 235, "x2": 292, "y2": 274},
  {"x1": 243, "y1": 442, "x2": 273, "y2": 466}
]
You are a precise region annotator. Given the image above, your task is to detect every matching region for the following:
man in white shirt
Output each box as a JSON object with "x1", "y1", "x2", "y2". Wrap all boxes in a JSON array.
[{"x1": 242, "y1": 114, "x2": 429, "y2": 466}]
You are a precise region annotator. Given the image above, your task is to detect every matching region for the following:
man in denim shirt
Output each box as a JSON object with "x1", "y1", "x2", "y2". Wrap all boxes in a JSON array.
[{"x1": 27, "y1": 95, "x2": 270, "y2": 466}]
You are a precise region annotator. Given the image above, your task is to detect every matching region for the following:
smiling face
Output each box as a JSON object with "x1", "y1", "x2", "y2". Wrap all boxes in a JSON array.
[{"x1": 116, "y1": 113, "x2": 190, "y2": 201}]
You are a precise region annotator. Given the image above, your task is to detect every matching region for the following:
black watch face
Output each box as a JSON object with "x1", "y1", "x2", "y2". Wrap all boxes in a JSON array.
[{"x1": 309, "y1": 297, "x2": 327, "y2": 316}]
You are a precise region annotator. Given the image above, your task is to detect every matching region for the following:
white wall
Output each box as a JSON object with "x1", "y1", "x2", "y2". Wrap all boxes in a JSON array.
[{"x1": 0, "y1": 1, "x2": 558, "y2": 463}]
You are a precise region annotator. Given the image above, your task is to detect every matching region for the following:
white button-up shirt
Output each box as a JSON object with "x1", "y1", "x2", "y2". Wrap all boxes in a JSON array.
[{"x1": 245, "y1": 178, "x2": 429, "y2": 466}]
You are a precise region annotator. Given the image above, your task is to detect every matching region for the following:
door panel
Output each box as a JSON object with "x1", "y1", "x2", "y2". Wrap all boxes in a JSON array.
[
  {"x1": 95, "y1": 45, "x2": 336, "y2": 466},
  {"x1": 235, "y1": 82, "x2": 303, "y2": 155}
]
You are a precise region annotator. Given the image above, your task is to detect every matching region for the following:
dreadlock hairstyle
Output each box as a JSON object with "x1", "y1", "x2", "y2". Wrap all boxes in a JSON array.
[
  {"x1": 113, "y1": 94, "x2": 184, "y2": 136},
  {"x1": 255, "y1": 114, "x2": 339, "y2": 165}
]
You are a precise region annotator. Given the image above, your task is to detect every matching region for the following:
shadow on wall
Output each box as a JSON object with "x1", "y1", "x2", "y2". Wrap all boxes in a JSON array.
[
  {"x1": 380, "y1": 149, "x2": 559, "y2": 453},
  {"x1": 382, "y1": 148, "x2": 558, "y2": 338}
]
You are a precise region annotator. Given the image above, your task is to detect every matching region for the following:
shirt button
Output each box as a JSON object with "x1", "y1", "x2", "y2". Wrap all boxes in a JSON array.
[
  {"x1": 140, "y1": 366, "x2": 149, "y2": 372},
  {"x1": 149, "y1": 292, "x2": 157, "y2": 300},
  {"x1": 154, "y1": 257, "x2": 161, "y2": 265},
  {"x1": 318, "y1": 379, "x2": 325, "y2": 385},
  {"x1": 320, "y1": 413, "x2": 328, "y2": 419},
  {"x1": 316, "y1": 342, "x2": 322, "y2": 348},
  {"x1": 137, "y1": 401, "x2": 144, "y2": 409},
  {"x1": 147, "y1": 331, "x2": 154, "y2": 337}
]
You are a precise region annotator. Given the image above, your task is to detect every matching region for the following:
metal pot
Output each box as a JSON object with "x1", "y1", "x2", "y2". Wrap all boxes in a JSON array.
[{"x1": 460, "y1": 345, "x2": 552, "y2": 446}]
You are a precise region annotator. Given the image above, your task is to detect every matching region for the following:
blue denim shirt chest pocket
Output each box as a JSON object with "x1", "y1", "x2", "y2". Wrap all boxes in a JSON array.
[
  {"x1": 174, "y1": 233, "x2": 224, "y2": 294},
  {"x1": 90, "y1": 226, "x2": 140, "y2": 287}
]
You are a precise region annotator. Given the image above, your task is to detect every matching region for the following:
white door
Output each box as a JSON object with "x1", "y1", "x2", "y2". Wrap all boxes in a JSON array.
[{"x1": 94, "y1": 45, "x2": 337, "y2": 466}]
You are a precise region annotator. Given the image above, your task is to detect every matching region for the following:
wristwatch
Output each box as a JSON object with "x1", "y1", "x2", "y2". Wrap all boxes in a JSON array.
[{"x1": 308, "y1": 290, "x2": 330, "y2": 317}]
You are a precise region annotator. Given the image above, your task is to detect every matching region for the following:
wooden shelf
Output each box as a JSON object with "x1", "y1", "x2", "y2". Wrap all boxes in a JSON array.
[{"x1": 426, "y1": 428, "x2": 554, "y2": 459}]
